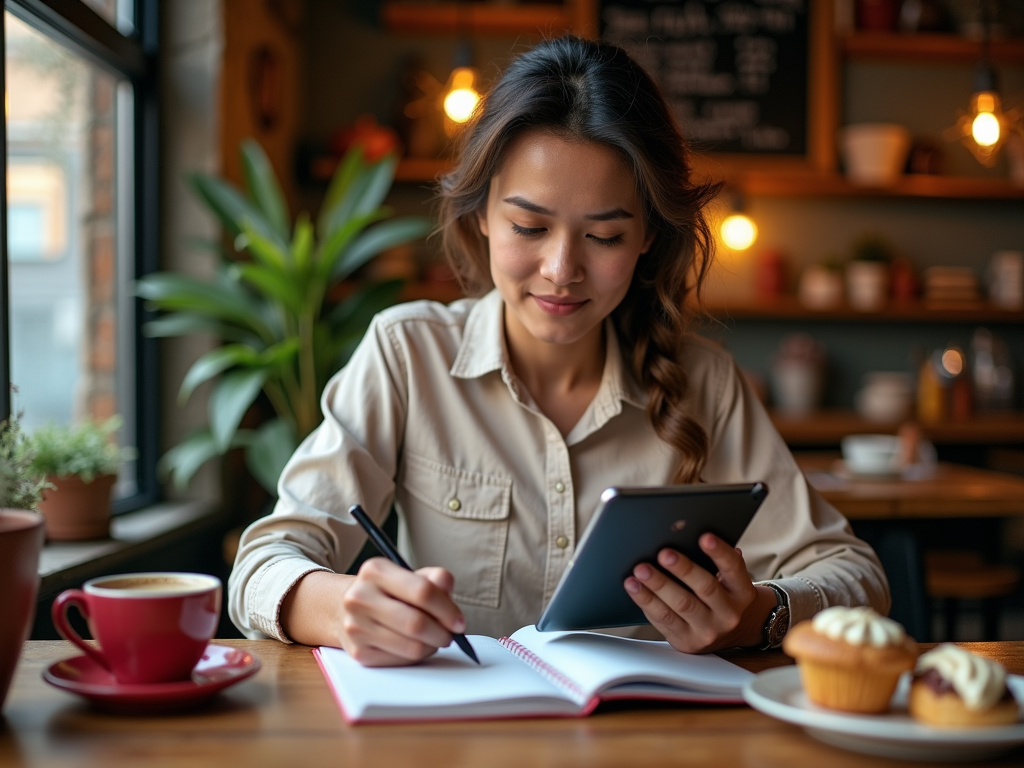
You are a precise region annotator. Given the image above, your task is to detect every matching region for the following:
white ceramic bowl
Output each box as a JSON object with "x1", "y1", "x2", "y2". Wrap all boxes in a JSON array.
[{"x1": 841, "y1": 434, "x2": 901, "y2": 476}]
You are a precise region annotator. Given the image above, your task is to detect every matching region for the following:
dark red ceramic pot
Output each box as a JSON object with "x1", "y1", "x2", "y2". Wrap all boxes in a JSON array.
[{"x1": 0, "y1": 510, "x2": 45, "y2": 711}]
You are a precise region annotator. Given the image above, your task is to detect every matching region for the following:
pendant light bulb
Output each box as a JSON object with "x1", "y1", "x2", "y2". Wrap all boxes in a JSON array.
[
  {"x1": 720, "y1": 213, "x2": 758, "y2": 252},
  {"x1": 443, "y1": 67, "x2": 480, "y2": 124},
  {"x1": 971, "y1": 93, "x2": 1001, "y2": 147}
]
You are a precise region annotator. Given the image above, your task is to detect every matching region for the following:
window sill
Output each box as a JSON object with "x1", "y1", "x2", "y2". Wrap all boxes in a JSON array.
[{"x1": 38, "y1": 500, "x2": 227, "y2": 601}]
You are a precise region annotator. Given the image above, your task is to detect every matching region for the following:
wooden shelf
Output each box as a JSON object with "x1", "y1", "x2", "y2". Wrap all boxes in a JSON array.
[
  {"x1": 702, "y1": 295, "x2": 1024, "y2": 323},
  {"x1": 736, "y1": 172, "x2": 1024, "y2": 200},
  {"x1": 773, "y1": 409, "x2": 1024, "y2": 446},
  {"x1": 386, "y1": 160, "x2": 1024, "y2": 200},
  {"x1": 382, "y1": 2, "x2": 571, "y2": 36},
  {"x1": 842, "y1": 32, "x2": 1024, "y2": 65}
]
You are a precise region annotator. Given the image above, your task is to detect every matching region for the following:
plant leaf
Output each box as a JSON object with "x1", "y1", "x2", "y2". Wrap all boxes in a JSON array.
[
  {"x1": 179, "y1": 344, "x2": 262, "y2": 405},
  {"x1": 240, "y1": 139, "x2": 290, "y2": 239},
  {"x1": 143, "y1": 313, "x2": 261, "y2": 346},
  {"x1": 318, "y1": 151, "x2": 399, "y2": 239},
  {"x1": 236, "y1": 218, "x2": 289, "y2": 274},
  {"x1": 190, "y1": 173, "x2": 278, "y2": 245},
  {"x1": 292, "y1": 213, "x2": 314, "y2": 272},
  {"x1": 159, "y1": 430, "x2": 221, "y2": 492},
  {"x1": 136, "y1": 272, "x2": 269, "y2": 336},
  {"x1": 244, "y1": 418, "x2": 298, "y2": 495},
  {"x1": 332, "y1": 216, "x2": 431, "y2": 282},
  {"x1": 317, "y1": 146, "x2": 364, "y2": 239},
  {"x1": 209, "y1": 368, "x2": 269, "y2": 452},
  {"x1": 330, "y1": 278, "x2": 404, "y2": 332},
  {"x1": 236, "y1": 263, "x2": 304, "y2": 315},
  {"x1": 353, "y1": 153, "x2": 399, "y2": 219},
  {"x1": 315, "y1": 210, "x2": 386, "y2": 282},
  {"x1": 258, "y1": 338, "x2": 300, "y2": 367}
]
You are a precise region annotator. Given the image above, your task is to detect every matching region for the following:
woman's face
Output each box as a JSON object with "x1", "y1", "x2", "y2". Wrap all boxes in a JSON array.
[{"x1": 477, "y1": 131, "x2": 654, "y2": 351}]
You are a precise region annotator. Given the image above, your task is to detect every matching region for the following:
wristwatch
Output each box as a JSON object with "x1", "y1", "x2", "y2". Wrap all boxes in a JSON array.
[{"x1": 758, "y1": 582, "x2": 790, "y2": 651}]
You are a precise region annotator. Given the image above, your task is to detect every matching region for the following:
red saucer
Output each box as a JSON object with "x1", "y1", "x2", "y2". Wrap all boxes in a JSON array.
[{"x1": 43, "y1": 643, "x2": 261, "y2": 713}]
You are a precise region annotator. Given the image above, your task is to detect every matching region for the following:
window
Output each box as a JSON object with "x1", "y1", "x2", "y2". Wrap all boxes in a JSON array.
[{"x1": 1, "y1": 0, "x2": 158, "y2": 511}]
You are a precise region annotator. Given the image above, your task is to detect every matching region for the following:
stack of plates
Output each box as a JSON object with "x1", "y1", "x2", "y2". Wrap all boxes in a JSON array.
[{"x1": 924, "y1": 267, "x2": 980, "y2": 305}]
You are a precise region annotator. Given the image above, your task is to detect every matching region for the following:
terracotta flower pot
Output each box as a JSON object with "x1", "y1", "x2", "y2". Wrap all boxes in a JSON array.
[
  {"x1": 0, "y1": 510, "x2": 45, "y2": 711},
  {"x1": 37, "y1": 473, "x2": 116, "y2": 541}
]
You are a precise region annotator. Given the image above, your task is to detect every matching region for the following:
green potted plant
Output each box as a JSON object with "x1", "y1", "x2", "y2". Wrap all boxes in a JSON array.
[
  {"x1": 29, "y1": 417, "x2": 125, "y2": 541},
  {"x1": 137, "y1": 139, "x2": 431, "y2": 494},
  {"x1": 0, "y1": 411, "x2": 47, "y2": 711},
  {"x1": 847, "y1": 234, "x2": 893, "y2": 311}
]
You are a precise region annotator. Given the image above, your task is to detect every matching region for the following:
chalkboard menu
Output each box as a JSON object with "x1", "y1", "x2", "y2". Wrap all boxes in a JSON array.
[{"x1": 600, "y1": 0, "x2": 810, "y2": 156}]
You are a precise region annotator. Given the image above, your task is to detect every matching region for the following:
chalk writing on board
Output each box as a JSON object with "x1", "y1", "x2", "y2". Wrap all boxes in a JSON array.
[{"x1": 601, "y1": 0, "x2": 809, "y2": 156}]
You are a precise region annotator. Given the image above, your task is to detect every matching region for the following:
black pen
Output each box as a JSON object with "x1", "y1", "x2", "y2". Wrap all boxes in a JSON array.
[{"x1": 348, "y1": 504, "x2": 480, "y2": 664}]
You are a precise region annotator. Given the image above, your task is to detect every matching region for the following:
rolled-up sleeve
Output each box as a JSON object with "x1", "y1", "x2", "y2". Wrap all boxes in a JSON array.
[
  {"x1": 701, "y1": 352, "x2": 891, "y2": 627},
  {"x1": 228, "y1": 316, "x2": 408, "y2": 641}
]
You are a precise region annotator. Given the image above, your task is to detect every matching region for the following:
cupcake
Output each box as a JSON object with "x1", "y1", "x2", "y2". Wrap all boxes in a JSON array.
[
  {"x1": 782, "y1": 606, "x2": 917, "y2": 714},
  {"x1": 909, "y1": 645, "x2": 1019, "y2": 727}
]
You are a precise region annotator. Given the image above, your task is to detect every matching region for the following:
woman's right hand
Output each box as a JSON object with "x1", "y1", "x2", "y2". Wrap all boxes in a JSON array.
[
  {"x1": 337, "y1": 557, "x2": 467, "y2": 666},
  {"x1": 280, "y1": 560, "x2": 466, "y2": 667}
]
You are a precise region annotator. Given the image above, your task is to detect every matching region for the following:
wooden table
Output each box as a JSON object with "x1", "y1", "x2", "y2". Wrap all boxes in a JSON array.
[
  {"x1": 2, "y1": 640, "x2": 1022, "y2": 768},
  {"x1": 795, "y1": 454, "x2": 1024, "y2": 642},
  {"x1": 795, "y1": 455, "x2": 1024, "y2": 520}
]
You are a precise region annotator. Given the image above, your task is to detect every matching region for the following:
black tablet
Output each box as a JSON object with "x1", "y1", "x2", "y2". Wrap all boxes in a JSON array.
[{"x1": 536, "y1": 483, "x2": 768, "y2": 632}]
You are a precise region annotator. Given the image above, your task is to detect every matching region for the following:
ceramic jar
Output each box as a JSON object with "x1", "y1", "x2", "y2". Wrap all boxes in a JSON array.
[
  {"x1": 0, "y1": 510, "x2": 45, "y2": 711},
  {"x1": 841, "y1": 123, "x2": 911, "y2": 186},
  {"x1": 846, "y1": 260, "x2": 890, "y2": 311}
]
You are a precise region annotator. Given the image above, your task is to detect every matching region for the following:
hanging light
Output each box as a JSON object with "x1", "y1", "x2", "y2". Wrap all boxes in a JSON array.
[
  {"x1": 442, "y1": 66, "x2": 480, "y2": 124},
  {"x1": 948, "y1": 62, "x2": 1017, "y2": 167},
  {"x1": 719, "y1": 190, "x2": 758, "y2": 251},
  {"x1": 946, "y1": 9, "x2": 1022, "y2": 168}
]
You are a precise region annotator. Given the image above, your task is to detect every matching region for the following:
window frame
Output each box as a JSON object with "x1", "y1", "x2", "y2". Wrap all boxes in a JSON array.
[{"x1": 0, "y1": 0, "x2": 160, "y2": 512}]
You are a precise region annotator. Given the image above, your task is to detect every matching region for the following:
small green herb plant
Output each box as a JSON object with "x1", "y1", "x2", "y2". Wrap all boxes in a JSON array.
[
  {"x1": 29, "y1": 417, "x2": 126, "y2": 483},
  {"x1": 0, "y1": 412, "x2": 48, "y2": 510},
  {"x1": 851, "y1": 234, "x2": 894, "y2": 263}
]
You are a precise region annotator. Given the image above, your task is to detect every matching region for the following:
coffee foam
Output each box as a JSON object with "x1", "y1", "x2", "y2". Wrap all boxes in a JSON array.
[{"x1": 88, "y1": 573, "x2": 218, "y2": 596}]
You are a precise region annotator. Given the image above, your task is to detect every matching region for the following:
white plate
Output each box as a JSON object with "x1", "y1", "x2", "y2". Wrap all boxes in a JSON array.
[{"x1": 743, "y1": 667, "x2": 1024, "y2": 762}]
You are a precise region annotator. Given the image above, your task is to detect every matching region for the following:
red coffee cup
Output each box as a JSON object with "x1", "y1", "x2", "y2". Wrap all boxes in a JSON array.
[{"x1": 52, "y1": 572, "x2": 221, "y2": 685}]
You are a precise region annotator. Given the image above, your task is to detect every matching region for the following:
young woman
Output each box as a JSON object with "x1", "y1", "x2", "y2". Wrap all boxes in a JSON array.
[{"x1": 229, "y1": 36, "x2": 889, "y2": 666}]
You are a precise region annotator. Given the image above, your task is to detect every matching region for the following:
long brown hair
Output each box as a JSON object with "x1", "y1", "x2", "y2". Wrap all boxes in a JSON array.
[{"x1": 438, "y1": 36, "x2": 720, "y2": 483}]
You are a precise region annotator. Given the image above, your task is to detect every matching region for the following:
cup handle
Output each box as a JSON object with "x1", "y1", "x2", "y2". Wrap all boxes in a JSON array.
[{"x1": 51, "y1": 589, "x2": 111, "y2": 673}]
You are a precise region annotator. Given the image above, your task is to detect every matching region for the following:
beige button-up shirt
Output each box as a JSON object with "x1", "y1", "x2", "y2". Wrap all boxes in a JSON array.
[{"x1": 229, "y1": 290, "x2": 889, "y2": 642}]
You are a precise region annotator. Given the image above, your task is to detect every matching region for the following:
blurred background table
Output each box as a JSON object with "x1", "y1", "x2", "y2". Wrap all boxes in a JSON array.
[
  {"x1": 2, "y1": 639, "x2": 1023, "y2": 768},
  {"x1": 797, "y1": 455, "x2": 1024, "y2": 643}
]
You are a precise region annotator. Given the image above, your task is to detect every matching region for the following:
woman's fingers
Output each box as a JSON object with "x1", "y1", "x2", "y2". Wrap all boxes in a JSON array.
[
  {"x1": 340, "y1": 558, "x2": 467, "y2": 665},
  {"x1": 697, "y1": 534, "x2": 756, "y2": 595},
  {"x1": 650, "y1": 548, "x2": 732, "y2": 614},
  {"x1": 628, "y1": 560, "x2": 713, "y2": 626},
  {"x1": 360, "y1": 558, "x2": 466, "y2": 634},
  {"x1": 623, "y1": 576, "x2": 703, "y2": 653}
]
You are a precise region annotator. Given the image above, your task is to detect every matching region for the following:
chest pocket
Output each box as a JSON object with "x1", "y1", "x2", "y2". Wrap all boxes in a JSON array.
[{"x1": 399, "y1": 452, "x2": 511, "y2": 608}]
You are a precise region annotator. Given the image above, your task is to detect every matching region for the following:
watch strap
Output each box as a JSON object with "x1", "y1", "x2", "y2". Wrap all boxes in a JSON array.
[{"x1": 757, "y1": 582, "x2": 790, "y2": 651}]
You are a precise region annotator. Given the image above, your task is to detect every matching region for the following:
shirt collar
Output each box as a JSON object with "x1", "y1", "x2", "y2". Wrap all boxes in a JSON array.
[{"x1": 450, "y1": 289, "x2": 647, "y2": 411}]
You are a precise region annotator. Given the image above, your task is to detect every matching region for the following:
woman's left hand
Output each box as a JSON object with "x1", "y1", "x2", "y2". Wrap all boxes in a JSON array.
[{"x1": 623, "y1": 533, "x2": 779, "y2": 653}]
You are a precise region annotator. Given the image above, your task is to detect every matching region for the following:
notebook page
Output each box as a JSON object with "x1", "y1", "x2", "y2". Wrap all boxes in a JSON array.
[
  {"x1": 508, "y1": 626, "x2": 753, "y2": 701},
  {"x1": 316, "y1": 635, "x2": 581, "y2": 722}
]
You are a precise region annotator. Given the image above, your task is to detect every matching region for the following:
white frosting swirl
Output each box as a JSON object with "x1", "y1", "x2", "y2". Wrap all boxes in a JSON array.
[
  {"x1": 917, "y1": 644, "x2": 1007, "y2": 711},
  {"x1": 811, "y1": 606, "x2": 906, "y2": 647}
]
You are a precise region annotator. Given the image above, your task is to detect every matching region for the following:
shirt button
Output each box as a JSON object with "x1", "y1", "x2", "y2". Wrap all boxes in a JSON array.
[
  {"x1": 555, "y1": 535, "x2": 569, "y2": 549},
  {"x1": 554, "y1": 481, "x2": 566, "y2": 493},
  {"x1": 448, "y1": 498, "x2": 461, "y2": 511}
]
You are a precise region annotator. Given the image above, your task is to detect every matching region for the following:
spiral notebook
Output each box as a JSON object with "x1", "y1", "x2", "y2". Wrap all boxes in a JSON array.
[{"x1": 313, "y1": 625, "x2": 753, "y2": 723}]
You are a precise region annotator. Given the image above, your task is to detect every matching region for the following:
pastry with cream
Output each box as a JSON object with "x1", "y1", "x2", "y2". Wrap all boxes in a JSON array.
[
  {"x1": 909, "y1": 644, "x2": 1019, "y2": 727},
  {"x1": 782, "y1": 606, "x2": 917, "y2": 713}
]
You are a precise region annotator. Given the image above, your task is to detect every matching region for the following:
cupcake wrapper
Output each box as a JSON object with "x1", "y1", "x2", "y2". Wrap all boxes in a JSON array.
[{"x1": 798, "y1": 660, "x2": 904, "y2": 714}]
